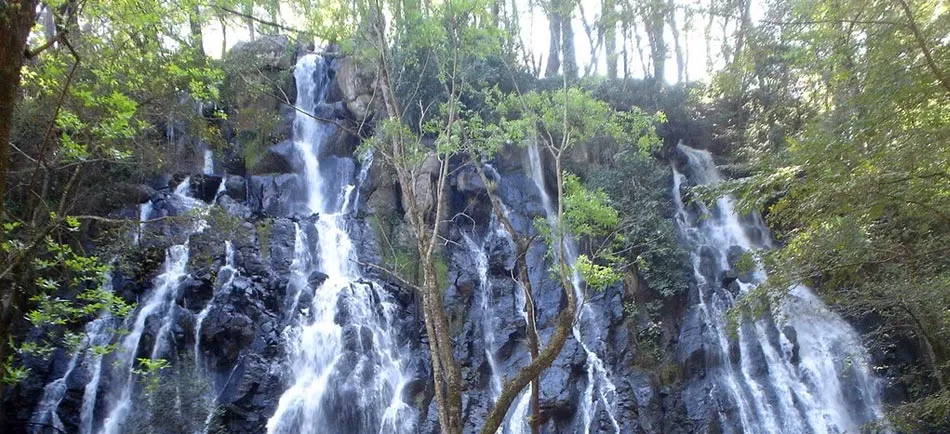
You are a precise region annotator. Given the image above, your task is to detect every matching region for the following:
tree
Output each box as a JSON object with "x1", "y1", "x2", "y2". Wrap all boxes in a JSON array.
[
  {"x1": 541, "y1": 0, "x2": 577, "y2": 79},
  {"x1": 0, "y1": 0, "x2": 40, "y2": 219},
  {"x1": 0, "y1": 0, "x2": 308, "y2": 400},
  {"x1": 344, "y1": 1, "x2": 664, "y2": 432},
  {"x1": 703, "y1": 0, "x2": 950, "y2": 429},
  {"x1": 466, "y1": 86, "x2": 660, "y2": 433},
  {"x1": 602, "y1": 0, "x2": 619, "y2": 79}
]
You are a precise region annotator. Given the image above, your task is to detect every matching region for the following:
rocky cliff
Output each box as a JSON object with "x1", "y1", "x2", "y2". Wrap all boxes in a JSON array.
[{"x1": 3, "y1": 37, "x2": 903, "y2": 434}]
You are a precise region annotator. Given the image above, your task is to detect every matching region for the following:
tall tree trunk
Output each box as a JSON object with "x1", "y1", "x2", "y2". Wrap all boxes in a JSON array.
[
  {"x1": 546, "y1": 11, "x2": 562, "y2": 77},
  {"x1": 667, "y1": 1, "x2": 684, "y2": 82},
  {"x1": 632, "y1": 16, "x2": 650, "y2": 77},
  {"x1": 683, "y1": 7, "x2": 692, "y2": 82},
  {"x1": 491, "y1": 0, "x2": 500, "y2": 27},
  {"x1": 1, "y1": 0, "x2": 39, "y2": 218},
  {"x1": 733, "y1": 0, "x2": 752, "y2": 64},
  {"x1": 646, "y1": 8, "x2": 666, "y2": 80},
  {"x1": 0, "y1": 0, "x2": 40, "y2": 402},
  {"x1": 621, "y1": 16, "x2": 630, "y2": 79},
  {"x1": 704, "y1": 0, "x2": 715, "y2": 74},
  {"x1": 603, "y1": 0, "x2": 618, "y2": 79},
  {"x1": 561, "y1": 12, "x2": 578, "y2": 79},
  {"x1": 243, "y1": 3, "x2": 256, "y2": 40},
  {"x1": 895, "y1": 0, "x2": 950, "y2": 95},
  {"x1": 219, "y1": 13, "x2": 228, "y2": 57},
  {"x1": 189, "y1": 6, "x2": 206, "y2": 59}
]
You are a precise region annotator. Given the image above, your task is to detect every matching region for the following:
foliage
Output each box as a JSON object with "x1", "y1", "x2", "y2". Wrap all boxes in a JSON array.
[
  {"x1": 1, "y1": 217, "x2": 133, "y2": 379},
  {"x1": 131, "y1": 357, "x2": 172, "y2": 394},
  {"x1": 586, "y1": 149, "x2": 688, "y2": 298}
]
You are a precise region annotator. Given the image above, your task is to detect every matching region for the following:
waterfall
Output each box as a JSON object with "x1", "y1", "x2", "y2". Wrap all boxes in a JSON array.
[
  {"x1": 78, "y1": 273, "x2": 119, "y2": 434},
  {"x1": 525, "y1": 142, "x2": 620, "y2": 433},
  {"x1": 672, "y1": 144, "x2": 887, "y2": 434},
  {"x1": 98, "y1": 179, "x2": 209, "y2": 434},
  {"x1": 99, "y1": 243, "x2": 190, "y2": 434},
  {"x1": 31, "y1": 268, "x2": 118, "y2": 434},
  {"x1": 462, "y1": 230, "x2": 504, "y2": 400},
  {"x1": 194, "y1": 241, "x2": 237, "y2": 369},
  {"x1": 193, "y1": 240, "x2": 235, "y2": 434},
  {"x1": 133, "y1": 200, "x2": 152, "y2": 246},
  {"x1": 214, "y1": 174, "x2": 228, "y2": 203},
  {"x1": 30, "y1": 351, "x2": 81, "y2": 433},
  {"x1": 345, "y1": 151, "x2": 373, "y2": 214},
  {"x1": 203, "y1": 149, "x2": 214, "y2": 175},
  {"x1": 265, "y1": 54, "x2": 412, "y2": 434}
]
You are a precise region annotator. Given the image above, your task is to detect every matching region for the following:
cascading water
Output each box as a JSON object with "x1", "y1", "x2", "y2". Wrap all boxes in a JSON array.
[
  {"x1": 194, "y1": 241, "x2": 237, "y2": 369},
  {"x1": 79, "y1": 273, "x2": 119, "y2": 434},
  {"x1": 672, "y1": 144, "x2": 887, "y2": 434},
  {"x1": 98, "y1": 243, "x2": 190, "y2": 434},
  {"x1": 32, "y1": 178, "x2": 207, "y2": 434},
  {"x1": 462, "y1": 230, "x2": 504, "y2": 400},
  {"x1": 203, "y1": 149, "x2": 214, "y2": 175},
  {"x1": 525, "y1": 142, "x2": 620, "y2": 434},
  {"x1": 96, "y1": 179, "x2": 210, "y2": 434},
  {"x1": 30, "y1": 349, "x2": 82, "y2": 433},
  {"x1": 132, "y1": 201, "x2": 152, "y2": 246},
  {"x1": 265, "y1": 54, "x2": 412, "y2": 434}
]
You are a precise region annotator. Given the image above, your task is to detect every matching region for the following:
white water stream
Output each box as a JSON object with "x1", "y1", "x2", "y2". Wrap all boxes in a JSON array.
[
  {"x1": 265, "y1": 54, "x2": 412, "y2": 434},
  {"x1": 525, "y1": 142, "x2": 620, "y2": 433},
  {"x1": 672, "y1": 144, "x2": 887, "y2": 434}
]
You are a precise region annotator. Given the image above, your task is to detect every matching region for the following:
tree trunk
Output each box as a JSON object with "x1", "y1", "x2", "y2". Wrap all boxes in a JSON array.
[
  {"x1": 621, "y1": 16, "x2": 630, "y2": 79},
  {"x1": 901, "y1": 301, "x2": 947, "y2": 390},
  {"x1": 667, "y1": 0, "x2": 684, "y2": 82},
  {"x1": 1, "y1": 0, "x2": 39, "y2": 218},
  {"x1": 895, "y1": 0, "x2": 950, "y2": 95},
  {"x1": 733, "y1": 0, "x2": 752, "y2": 64},
  {"x1": 631, "y1": 17, "x2": 650, "y2": 77},
  {"x1": 603, "y1": 0, "x2": 617, "y2": 79},
  {"x1": 704, "y1": 0, "x2": 715, "y2": 74},
  {"x1": 243, "y1": 3, "x2": 256, "y2": 40},
  {"x1": 219, "y1": 13, "x2": 228, "y2": 57},
  {"x1": 189, "y1": 6, "x2": 206, "y2": 59},
  {"x1": 0, "y1": 0, "x2": 40, "y2": 403},
  {"x1": 520, "y1": 258, "x2": 542, "y2": 434},
  {"x1": 645, "y1": 3, "x2": 666, "y2": 81},
  {"x1": 546, "y1": 11, "x2": 562, "y2": 77},
  {"x1": 424, "y1": 259, "x2": 464, "y2": 434},
  {"x1": 561, "y1": 14, "x2": 578, "y2": 79}
]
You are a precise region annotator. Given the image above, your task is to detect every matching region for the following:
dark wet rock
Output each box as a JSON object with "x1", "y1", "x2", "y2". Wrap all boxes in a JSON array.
[
  {"x1": 225, "y1": 175, "x2": 248, "y2": 201},
  {"x1": 247, "y1": 174, "x2": 305, "y2": 216},
  {"x1": 249, "y1": 141, "x2": 300, "y2": 175},
  {"x1": 189, "y1": 174, "x2": 224, "y2": 203},
  {"x1": 200, "y1": 306, "x2": 255, "y2": 368},
  {"x1": 308, "y1": 271, "x2": 328, "y2": 288}
]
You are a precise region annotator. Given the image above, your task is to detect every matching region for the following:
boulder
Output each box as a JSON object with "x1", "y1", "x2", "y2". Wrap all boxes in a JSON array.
[
  {"x1": 332, "y1": 57, "x2": 379, "y2": 120},
  {"x1": 229, "y1": 35, "x2": 296, "y2": 70},
  {"x1": 248, "y1": 140, "x2": 300, "y2": 175}
]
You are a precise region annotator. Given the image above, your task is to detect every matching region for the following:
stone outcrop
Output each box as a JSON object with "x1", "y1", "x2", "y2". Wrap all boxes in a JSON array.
[{"x1": 331, "y1": 57, "x2": 380, "y2": 121}]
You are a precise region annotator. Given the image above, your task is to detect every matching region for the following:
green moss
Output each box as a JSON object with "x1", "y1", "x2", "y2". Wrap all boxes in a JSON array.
[
  {"x1": 256, "y1": 219, "x2": 273, "y2": 258},
  {"x1": 368, "y1": 213, "x2": 421, "y2": 285},
  {"x1": 433, "y1": 251, "x2": 449, "y2": 290},
  {"x1": 657, "y1": 361, "x2": 682, "y2": 386}
]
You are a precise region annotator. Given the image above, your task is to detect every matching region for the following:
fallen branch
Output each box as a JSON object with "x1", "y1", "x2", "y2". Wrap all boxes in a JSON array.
[{"x1": 354, "y1": 259, "x2": 422, "y2": 293}]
